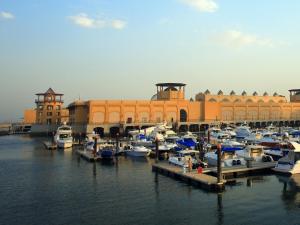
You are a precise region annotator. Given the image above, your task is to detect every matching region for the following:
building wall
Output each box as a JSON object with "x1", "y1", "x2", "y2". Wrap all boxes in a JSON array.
[
  {"x1": 23, "y1": 109, "x2": 36, "y2": 124},
  {"x1": 69, "y1": 99, "x2": 201, "y2": 126},
  {"x1": 197, "y1": 92, "x2": 300, "y2": 122}
]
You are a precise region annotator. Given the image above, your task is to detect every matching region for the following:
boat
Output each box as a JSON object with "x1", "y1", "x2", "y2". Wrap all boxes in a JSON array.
[
  {"x1": 273, "y1": 142, "x2": 300, "y2": 174},
  {"x1": 168, "y1": 150, "x2": 206, "y2": 168},
  {"x1": 236, "y1": 145, "x2": 273, "y2": 162},
  {"x1": 204, "y1": 147, "x2": 246, "y2": 167},
  {"x1": 222, "y1": 127, "x2": 237, "y2": 138},
  {"x1": 125, "y1": 146, "x2": 151, "y2": 157},
  {"x1": 54, "y1": 124, "x2": 73, "y2": 149},
  {"x1": 98, "y1": 147, "x2": 114, "y2": 159},
  {"x1": 235, "y1": 125, "x2": 251, "y2": 139}
]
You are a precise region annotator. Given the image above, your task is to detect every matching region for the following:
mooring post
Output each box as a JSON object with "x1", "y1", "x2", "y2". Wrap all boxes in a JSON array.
[
  {"x1": 116, "y1": 133, "x2": 119, "y2": 155},
  {"x1": 207, "y1": 130, "x2": 210, "y2": 144},
  {"x1": 217, "y1": 143, "x2": 222, "y2": 184},
  {"x1": 52, "y1": 132, "x2": 55, "y2": 144},
  {"x1": 155, "y1": 138, "x2": 159, "y2": 163},
  {"x1": 79, "y1": 133, "x2": 81, "y2": 145},
  {"x1": 93, "y1": 137, "x2": 97, "y2": 158}
]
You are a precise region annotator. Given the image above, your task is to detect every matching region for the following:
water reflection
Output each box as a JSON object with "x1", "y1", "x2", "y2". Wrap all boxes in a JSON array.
[
  {"x1": 277, "y1": 174, "x2": 300, "y2": 209},
  {"x1": 217, "y1": 193, "x2": 224, "y2": 225}
]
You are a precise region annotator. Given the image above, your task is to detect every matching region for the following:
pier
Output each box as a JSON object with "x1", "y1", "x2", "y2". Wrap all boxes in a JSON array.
[
  {"x1": 152, "y1": 163, "x2": 225, "y2": 192},
  {"x1": 76, "y1": 150, "x2": 101, "y2": 162},
  {"x1": 152, "y1": 161, "x2": 277, "y2": 192}
]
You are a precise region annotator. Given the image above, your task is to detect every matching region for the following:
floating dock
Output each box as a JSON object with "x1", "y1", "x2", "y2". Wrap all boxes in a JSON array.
[
  {"x1": 43, "y1": 141, "x2": 57, "y2": 150},
  {"x1": 203, "y1": 161, "x2": 277, "y2": 179},
  {"x1": 76, "y1": 150, "x2": 101, "y2": 162},
  {"x1": 152, "y1": 161, "x2": 277, "y2": 192},
  {"x1": 152, "y1": 163, "x2": 225, "y2": 192}
]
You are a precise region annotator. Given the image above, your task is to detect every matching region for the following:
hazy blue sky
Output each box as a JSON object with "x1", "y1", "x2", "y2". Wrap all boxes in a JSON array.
[{"x1": 1, "y1": 0, "x2": 300, "y2": 122}]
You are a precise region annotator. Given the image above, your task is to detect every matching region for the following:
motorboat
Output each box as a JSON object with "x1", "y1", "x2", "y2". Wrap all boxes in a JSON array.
[
  {"x1": 125, "y1": 146, "x2": 151, "y2": 157},
  {"x1": 222, "y1": 127, "x2": 237, "y2": 138},
  {"x1": 235, "y1": 125, "x2": 252, "y2": 139},
  {"x1": 98, "y1": 147, "x2": 114, "y2": 159},
  {"x1": 264, "y1": 142, "x2": 292, "y2": 161},
  {"x1": 54, "y1": 124, "x2": 73, "y2": 149},
  {"x1": 236, "y1": 145, "x2": 273, "y2": 162},
  {"x1": 273, "y1": 142, "x2": 300, "y2": 174},
  {"x1": 168, "y1": 150, "x2": 206, "y2": 168},
  {"x1": 176, "y1": 138, "x2": 197, "y2": 149},
  {"x1": 204, "y1": 147, "x2": 246, "y2": 167}
]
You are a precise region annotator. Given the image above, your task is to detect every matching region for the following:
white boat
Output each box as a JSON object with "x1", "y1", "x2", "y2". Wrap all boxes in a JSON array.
[
  {"x1": 204, "y1": 148, "x2": 246, "y2": 167},
  {"x1": 222, "y1": 127, "x2": 237, "y2": 138},
  {"x1": 125, "y1": 146, "x2": 151, "y2": 157},
  {"x1": 168, "y1": 150, "x2": 205, "y2": 168},
  {"x1": 235, "y1": 125, "x2": 252, "y2": 139},
  {"x1": 273, "y1": 142, "x2": 300, "y2": 174},
  {"x1": 236, "y1": 145, "x2": 273, "y2": 162},
  {"x1": 54, "y1": 124, "x2": 73, "y2": 149}
]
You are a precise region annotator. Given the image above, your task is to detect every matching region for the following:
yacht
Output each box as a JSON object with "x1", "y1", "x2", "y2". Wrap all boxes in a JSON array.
[
  {"x1": 125, "y1": 146, "x2": 151, "y2": 157},
  {"x1": 236, "y1": 145, "x2": 273, "y2": 162},
  {"x1": 273, "y1": 142, "x2": 300, "y2": 174},
  {"x1": 204, "y1": 147, "x2": 246, "y2": 167},
  {"x1": 168, "y1": 150, "x2": 206, "y2": 168},
  {"x1": 55, "y1": 124, "x2": 73, "y2": 149},
  {"x1": 235, "y1": 125, "x2": 252, "y2": 139}
]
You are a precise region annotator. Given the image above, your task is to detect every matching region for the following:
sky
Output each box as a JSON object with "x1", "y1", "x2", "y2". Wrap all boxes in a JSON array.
[{"x1": 1, "y1": 0, "x2": 300, "y2": 122}]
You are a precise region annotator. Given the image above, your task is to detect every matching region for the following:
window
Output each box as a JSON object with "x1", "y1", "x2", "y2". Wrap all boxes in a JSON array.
[
  {"x1": 56, "y1": 105, "x2": 61, "y2": 110},
  {"x1": 56, "y1": 119, "x2": 61, "y2": 124},
  {"x1": 127, "y1": 117, "x2": 132, "y2": 124},
  {"x1": 47, "y1": 105, "x2": 53, "y2": 110},
  {"x1": 38, "y1": 105, "x2": 43, "y2": 110},
  {"x1": 39, "y1": 112, "x2": 42, "y2": 117},
  {"x1": 47, "y1": 112, "x2": 52, "y2": 116},
  {"x1": 46, "y1": 119, "x2": 52, "y2": 124},
  {"x1": 56, "y1": 112, "x2": 60, "y2": 116},
  {"x1": 47, "y1": 96, "x2": 52, "y2": 101}
]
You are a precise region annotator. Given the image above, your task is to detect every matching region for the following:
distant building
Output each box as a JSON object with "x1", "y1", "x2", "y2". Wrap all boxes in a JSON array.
[
  {"x1": 23, "y1": 109, "x2": 36, "y2": 124},
  {"x1": 26, "y1": 84, "x2": 300, "y2": 135},
  {"x1": 68, "y1": 83, "x2": 201, "y2": 136},
  {"x1": 34, "y1": 88, "x2": 69, "y2": 125}
]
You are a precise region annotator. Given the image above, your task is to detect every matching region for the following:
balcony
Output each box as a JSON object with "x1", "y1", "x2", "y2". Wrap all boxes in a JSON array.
[{"x1": 35, "y1": 99, "x2": 64, "y2": 104}]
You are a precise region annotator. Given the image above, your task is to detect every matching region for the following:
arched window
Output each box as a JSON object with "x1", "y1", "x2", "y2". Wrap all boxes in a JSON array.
[
  {"x1": 246, "y1": 99, "x2": 253, "y2": 103},
  {"x1": 180, "y1": 109, "x2": 187, "y2": 122},
  {"x1": 209, "y1": 98, "x2": 217, "y2": 102},
  {"x1": 221, "y1": 98, "x2": 230, "y2": 103}
]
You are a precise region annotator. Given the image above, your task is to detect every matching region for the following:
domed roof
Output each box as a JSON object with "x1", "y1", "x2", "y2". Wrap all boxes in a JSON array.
[
  {"x1": 204, "y1": 89, "x2": 211, "y2": 95},
  {"x1": 263, "y1": 92, "x2": 269, "y2": 96},
  {"x1": 217, "y1": 90, "x2": 223, "y2": 95},
  {"x1": 253, "y1": 91, "x2": 258, "y2": 96},
  {"x1": 230, "y1": 90, "x2": 236, "y2": 95},
  {"x1": 273, "y1": 92, "x2": 278, "y2": 97},
  {"x1": 242, "y1": 91, "x2": 247, "y2": 96}
]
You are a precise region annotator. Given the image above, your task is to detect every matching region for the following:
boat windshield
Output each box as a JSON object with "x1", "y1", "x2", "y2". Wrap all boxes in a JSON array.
[{"x1": 59, "y1": 134, "x2": 71, "y2": 139}]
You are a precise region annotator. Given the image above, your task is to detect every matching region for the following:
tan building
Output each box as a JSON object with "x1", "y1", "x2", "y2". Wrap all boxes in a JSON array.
[
  {"x1": 35, "y1": 88, "x2": 69, "y2": 125},
  {"x1": 68, "y1": 83, "x2": 201, "y2": 135},
  {"x1": 23, "y1": 109, "x2": 36, "y2": 124},
  {"x1": 195, "y1": 89, "x2": 300, "y2": 125}
]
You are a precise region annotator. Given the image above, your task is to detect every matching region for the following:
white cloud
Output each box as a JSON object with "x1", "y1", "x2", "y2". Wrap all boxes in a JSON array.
[
  {"x1": 111, "y1": 19, "x2": 127, "y2": 30},
  {"x1": 69, "y1": 13, "x2": 127, "y2": 30},
  {"x1": 0, "y1": 11, "x2": 15, "y2": 20},
  {"x1": 69, "y1": 13, "x2": 105, "y2": 28},
  {"x1": 181, "y1": 0, "x2": 218, "y2": 13},
  {"x1": 214, "y1": 30, "x2": 274, "y2": 48}
]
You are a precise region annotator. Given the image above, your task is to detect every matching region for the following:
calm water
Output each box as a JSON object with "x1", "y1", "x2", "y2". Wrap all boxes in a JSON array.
[{"x1": 1, "y1": 135, "x2": 300, "y2": 225}]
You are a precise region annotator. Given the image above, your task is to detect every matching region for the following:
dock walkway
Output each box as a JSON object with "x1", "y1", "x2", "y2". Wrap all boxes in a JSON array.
[
  {"x1": 152, "y1": 163, "x2": 225, "y2": 191},
  {"x1": 76, "y1": 150, "x2": 101, "y2": 162}
]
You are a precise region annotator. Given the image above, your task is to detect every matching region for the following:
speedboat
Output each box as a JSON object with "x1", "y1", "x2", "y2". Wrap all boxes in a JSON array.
[
  {"x1": 222, "y1": 127, "x2": 237, "y2": 138},
  {"x1": 235, "y1": 125, "x2": 251, "y2": 139},
  {"x1": 54, "y1": 124, "x2": 73, "y2": 149},
  {"x1": 126, "y1": 146, "x2": 151, "y2": 157},
  {"x1": 236, "y1": 145, "x2": 273, "y2": 162},
  {"x1": 168, "y1": 150, "x2": 206, "y2": 168},
  {"x1": 273, "y1": 142, "x2": 300, "y2": 174},
  {"x1": 204, "y1": 147, "x2": 246, "y2": 167},
  {"x1": 98, "y1": 147, "x2": 114, "y2": 159}
]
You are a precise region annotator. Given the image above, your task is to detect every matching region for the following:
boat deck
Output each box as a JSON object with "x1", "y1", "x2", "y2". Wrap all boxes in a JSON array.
[{"x1": 43, "y1": 141, "x2": 57, "y2": 150}]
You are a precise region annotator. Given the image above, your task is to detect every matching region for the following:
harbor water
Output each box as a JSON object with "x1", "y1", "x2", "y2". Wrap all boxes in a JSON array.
[{"x1": 1, "y1": 135, "x2": 300, "y2": 225}]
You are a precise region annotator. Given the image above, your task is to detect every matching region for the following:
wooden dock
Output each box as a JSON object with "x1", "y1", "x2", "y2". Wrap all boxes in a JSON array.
[
  {"x1": 152, "y1": 161, "x2": 277, "y2": 191},
  {"x1": 76, "y1": 150, "x2": 101, "y2": 162},
  {"x1": 203, "y1": 162, "x2": 277, "y2": 178},
  {"x1": 152, "y1": 163, "x2": 225, "y2": 192},
  {"x1": 43, "y1": 141, "x2": 57, "y2": 150}
]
